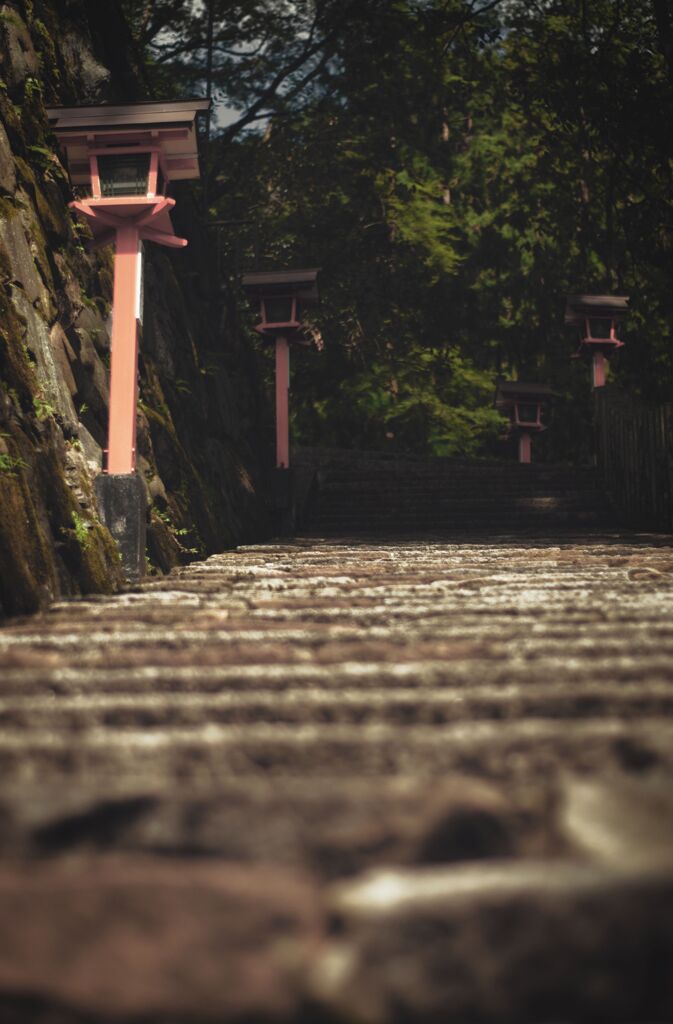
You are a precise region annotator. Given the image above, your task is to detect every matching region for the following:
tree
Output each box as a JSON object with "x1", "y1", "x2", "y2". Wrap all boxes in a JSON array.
[{"x1": 120, "y1": 0, "x2": 673, "y2": 458}]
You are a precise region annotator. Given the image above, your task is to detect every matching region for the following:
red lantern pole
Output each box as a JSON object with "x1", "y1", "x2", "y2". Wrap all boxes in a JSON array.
[
  {"x1": 518, "y1": 432, "x2": 532, "y2": 464},
  {"x1": 592, "y1": 351, "x2": 607, "y2": 389},
  {"x1": 107, "y1": 225, "x2": 141, "y2": 474},
  {"x1": 275, "y1": 335, "x2": 290, "y2": 469}
]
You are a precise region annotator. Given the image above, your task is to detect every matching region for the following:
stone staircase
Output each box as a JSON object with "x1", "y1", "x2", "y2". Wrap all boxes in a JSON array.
[
  {"x1": 297, "y1": 448, "x2": 612, "y2": 534},
  {"x1": 1, "y1": 533, "x2": 673, "y2": 1021}
]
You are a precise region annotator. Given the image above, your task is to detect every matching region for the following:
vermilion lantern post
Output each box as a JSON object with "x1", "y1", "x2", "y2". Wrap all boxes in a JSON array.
[
  {"x1": 495, "y1": 380, "x2": 553, "y2": 464},
  {"x1": 565, "y1": 294, "x2": 629, "y2": 388},
  {"x1": 242, "y1": 269, "x2": 320, "y2": 526},
  {"x1": 47, "y1": 99, "x2": 210, "y2": 576}
]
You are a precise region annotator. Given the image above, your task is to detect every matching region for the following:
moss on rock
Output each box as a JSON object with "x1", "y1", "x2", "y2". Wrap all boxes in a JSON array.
[
  {"x1": 0, "y1": 0, "x2": 270, "y2": 619},
  {"x1": 0, "y1": 442, "x2": 57, "y2": 615}
]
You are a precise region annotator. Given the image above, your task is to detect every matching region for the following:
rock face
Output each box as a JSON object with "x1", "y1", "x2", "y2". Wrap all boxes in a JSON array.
[
  {"x1": 0, "y1": 0, "x2": 270, "y2": 617},
  {"x1": 0, "y1": 531, "x2": 672, "y2": 1020}
]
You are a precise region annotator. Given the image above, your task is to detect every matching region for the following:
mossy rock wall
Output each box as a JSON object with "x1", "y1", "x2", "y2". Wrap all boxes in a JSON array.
[{"x1": 0, "y1": 0, "x2": 271, "y2": 617}]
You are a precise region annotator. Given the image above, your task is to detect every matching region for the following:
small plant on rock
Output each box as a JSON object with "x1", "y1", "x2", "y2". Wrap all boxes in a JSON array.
[
  {"x1": 33, "y1": 393, "x2": 55, "y2": 421},
  {"x1": 0, "y1": 434, "x2": 27, "y2": 476},
  {"x1": 69, "y1": 510, "x2": 90, "y2": 549}
]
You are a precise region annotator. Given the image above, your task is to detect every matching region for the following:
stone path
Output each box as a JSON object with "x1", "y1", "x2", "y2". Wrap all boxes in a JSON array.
[{"x1": 1, "y1": 531, "x2": 673, "y2": 1022}]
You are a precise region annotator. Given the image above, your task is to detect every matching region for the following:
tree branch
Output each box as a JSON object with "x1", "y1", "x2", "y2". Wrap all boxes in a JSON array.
[{"x1": 220, "y1": 1, "x2": 360, "y2": 142}]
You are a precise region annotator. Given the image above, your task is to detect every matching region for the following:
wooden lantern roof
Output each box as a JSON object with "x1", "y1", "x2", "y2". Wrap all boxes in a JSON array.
[
  {"x1": 242, "y1": 268, "x2": 320, "y2": 304},
  {"x1": 564, "y1": 294, "x2": 629, "y2": 325},
  {"x1": 495, "y1": 380, "x2": 554, "y2": 410},
  {"x1": 46, "y1": 99, "x2": 210, "y2": 185}
]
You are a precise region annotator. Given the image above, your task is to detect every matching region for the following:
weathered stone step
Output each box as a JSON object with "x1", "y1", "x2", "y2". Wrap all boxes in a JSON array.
[
  {"x1": 0, "y1": 719, "x2": 670, "y2": 786},
  {"x1": 309, "y1": 515, "x2": 606, "y2": 531},
  {"x1": 308, "y1": 514, "x2": 608, "y2": 526},
  {"x1": 3, "y1": 612, "x2": 671, "y2": 646},
  {"x1": 316, "y1": 860, "x2": 673, "y2": 1024},
  {"x1": 315, "y1": 479, "x2": 604, "y2": 494},
  {"x1": 300, "y1": 449, "x2": 612, "y2": 534},
  {"x1": 315, "y1": 487, "x2": 603, "y2": 499},
  {"x1": 2, "y1": 531, "x2": 673, "y2": 1022},
  {"x1": 1, "y1": 852, "x2": 669, "y2": 1024},
  {"x1": 310, "y1": 493, "x2": 607, "y2": 507},
  {"x1": 7, "y1": 596, "x2": 673, "y2": 628},
  {"x1": 1, "y1": 682, "x2": 672, "y2": 730},
  {"x1": 309, "y1": 499, "x2": 608, "y2": 515},
  {"x1": 312, "y1": 482, "x2": 604, "y2": 495},
  {"x1": 0, "y1": 772, "x2": 558, "y2": 868},
  {"x1": 2, "y1": 656, "x2": 672, "y2": 696},
  {"x1": 314, "y1": 463, "x2": 599, "y2": 480},
  {"x1": 314, "y1": 481, "x2": 604, "y2": 498}
]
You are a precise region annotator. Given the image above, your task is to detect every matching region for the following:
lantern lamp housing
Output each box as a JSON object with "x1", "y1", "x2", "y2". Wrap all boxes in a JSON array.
[
  {"x1": 495, "y1": 380, "x2": 553, "y2": 434},
  {"x1": 514, "y1": 401, "x2": 543, "y2": 428},
  {"x1": 261, "y1": 294, "x2": 299, "y2": 331},
  {"x1": 98, "y1": 151, "x2": 153, "y2": 198},
  {"x1": 242, "y1": 268, "x2": 320, "y2": 340},
  {"x1": 565, "y1": 294, "x2": 629, "y2": 358},
  {"x1": 495, "y1": 380, "x2": 553, "y2": 464},
  {"x1": 46, "y1": 100, "x2": 210, "y2": 249}
]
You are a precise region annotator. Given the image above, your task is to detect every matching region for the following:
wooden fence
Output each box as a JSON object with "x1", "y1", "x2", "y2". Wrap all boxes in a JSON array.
[{"x1": 594, "y1": 387, "x2": 673, "y2": 532}]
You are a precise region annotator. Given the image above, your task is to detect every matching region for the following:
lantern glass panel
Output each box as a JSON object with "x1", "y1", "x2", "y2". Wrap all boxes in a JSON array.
[
  {"x1": 264, "y1": 296, "x2": 295, "y2": 324},
  {"x1": 517, "y1": 402, "x2": 539, "y2": 425},
  {"x1": 98, "y1": 152, "x2": 151, "y2": 197},
  {"x1": 588, "y1": 317, "x2": 613, "y2": 339}
]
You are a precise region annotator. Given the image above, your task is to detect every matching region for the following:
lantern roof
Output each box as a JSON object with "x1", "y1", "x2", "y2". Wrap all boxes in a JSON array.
[
  {"x1": 564, "y1": 294, "x2": 629, "y2": 325},
  {"x1": 495, "y1": 380, "x2": 554, "y2": 409},
  {"x1": 242, "y1": 268, "x2": 320, "y2": 303},
  {"x1": 46, "y1": 98, "x2": 210, "y2": 184}
]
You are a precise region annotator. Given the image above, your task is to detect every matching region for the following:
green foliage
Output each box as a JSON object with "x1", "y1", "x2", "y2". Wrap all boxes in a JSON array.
[
  {"x1": 296, "y1": 347, "x2": 504, "y2": 455},
  {"x1": 33, "y1": 393, "x2": 55, "y2": 421},
  {"x1": 23, "y1": 76, "x2": 42, "y2": 99},
  {"x1": 31, "y1": 18, "x2": 60, "y2": 84},
  {"x1": 0, "y1": 435, "x2": 27, "y2": 476},
  {"x1": 26, "y1": 144, "x2": 65, "y2": 182},
  {"x1": 153, "y1": 505, "x2": 201, "y2": 554},
  {"x1": 70, "y1": 510, "x2": 90, "y2": 549},
  {"x1": 121, "y1": 0, "x2": 673, "y2": 458}
]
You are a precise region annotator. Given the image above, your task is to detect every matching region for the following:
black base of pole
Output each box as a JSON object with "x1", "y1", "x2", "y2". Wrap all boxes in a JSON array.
[
  {"x1": 94, "y1": 472, "x2": 147, "y2": 582},
  {"x1": 272, "y1": 467, "x2": 295, "y2": 536}
]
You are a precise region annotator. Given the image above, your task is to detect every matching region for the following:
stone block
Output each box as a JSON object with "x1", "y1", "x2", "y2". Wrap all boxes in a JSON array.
[
  {"x1": 561, "y1": 771, "x2": 673, "y2": 871},
  {"x1": 313, "y1": 861, "x2": 673, "y2": 1023},
  {"x1": 272, "y1": 467, "x2": 295, "y2": 535},
  {"x1": 94, "y1": 473, "x2": 146, "y2": 581},
  {"x1": 0, "y1": 856, "x2": 322, "y2": 1021}
]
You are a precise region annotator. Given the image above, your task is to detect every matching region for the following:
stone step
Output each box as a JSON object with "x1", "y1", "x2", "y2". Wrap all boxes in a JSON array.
[
  {"x1": 300, "y1": 450, "x2": 611, "y2": 535},
  {"x1": 313, "y1": 487, "x2": 604, "y2": 503},
  {"x1": 1, "y1": 682, "x2": 672, "y2": 730},
  {"x1": 310, "y1": 501, "x2": 607, "y2": 515},
  {"x1": 0, "y1": 772, "x2": 557, "y2": 868},
  {"x1": 315, "y1": 475, "x2": 602, "y2": 489},
  {"x1": 315, "y1": 478, "x2": 603, "y2": 494},
  {"x1": 308, "y1": 513, "x2": 607, "y2": 529},
  {"x1": 1, "y1": 852, "x2": 669, "y2": 1024},
  {"x1": 2, "y1": 655, "x2": 672, "y2": 695},
  {"x1": 0, "y1": 718, "x2": 670, "y2": 786},
  {"x1": 2, "y1": 532, "x2": 673, "y2": 1022},
  {"x1": 307, "y1": 459, "x2": 597, "y2": 478},
  {"x1": 315, "y1": 860, "x2": 673, "y2": 1024},
  {"x1": 2, "y1": 626, "x2": 672, "y2": 664}
]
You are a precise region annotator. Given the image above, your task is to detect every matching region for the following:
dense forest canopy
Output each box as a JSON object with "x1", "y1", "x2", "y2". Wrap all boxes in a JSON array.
[{"x1": 121, "y1": 0, "x2": 673, "y2": 460}]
